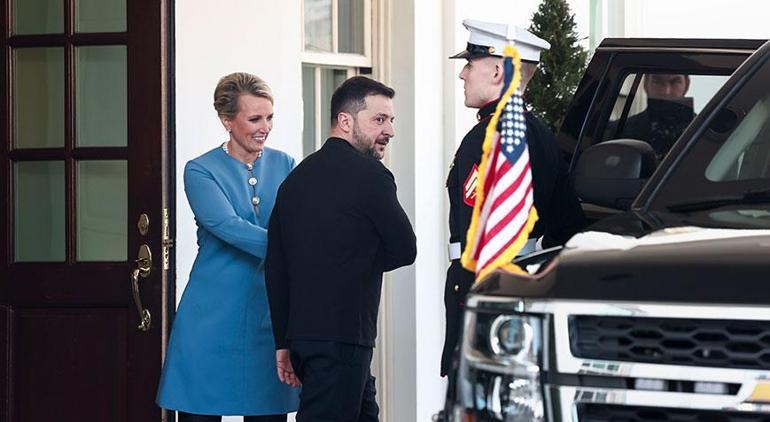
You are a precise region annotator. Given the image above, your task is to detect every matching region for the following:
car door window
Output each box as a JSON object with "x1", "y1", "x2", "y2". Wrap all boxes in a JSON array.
[
  {"x1": 602, "y1": 72, "x2": 730, "y2": 161},
  {"x1": 561, "y1": 49, "x2": 752, "y2": 174}
]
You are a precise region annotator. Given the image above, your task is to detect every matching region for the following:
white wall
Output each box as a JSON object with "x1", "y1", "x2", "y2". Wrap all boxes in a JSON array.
[
  {"x1": 385, "y1": 0, "x2": 445, "y2": 419},
  {"x1": 174, "y1": 1, "x2": 302, "y2": 421},
  {"x1": 629, "y1": 0, "x2": 770, "y2": 39},
  {"x1": 384, "y1": 0, "x2": 419, "y2": 413},
  {"x1": 593, "y1": 0, "x2": 770, "y2": 40},
  {"x1": 175, "y1": 1, "x2": 303, "y2": 301}
]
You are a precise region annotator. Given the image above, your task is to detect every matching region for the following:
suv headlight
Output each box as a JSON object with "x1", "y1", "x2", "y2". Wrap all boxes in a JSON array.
[{"x1": 457, "y1": 305, "x2": 544, "y2": 422}]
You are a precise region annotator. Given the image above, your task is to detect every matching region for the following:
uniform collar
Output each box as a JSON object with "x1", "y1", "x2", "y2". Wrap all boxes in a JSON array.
[
  {"x1": 476, "y1": 97, "x2": 531, "y2": 121},
  {"x1": 476, "y1": 99, "x2": 499, "y2": 121}
]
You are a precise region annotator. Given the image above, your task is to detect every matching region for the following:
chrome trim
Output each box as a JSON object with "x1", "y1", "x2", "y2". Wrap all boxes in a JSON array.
[
  {"x1": 595, "y1": 46, "x2": 756, "y2": 55},
  {"x1": 468, "y1": 295, "x2": 770, "y2": 322},
  {"x1": 467, "y1": 294, "x2": 526, "y2": 310},
  {"x1": 466, "y1": 296, "x2": 770, "y2": 385},
  {"x1": 550, "y1": 386, "x2": 770, "y2": 421}
]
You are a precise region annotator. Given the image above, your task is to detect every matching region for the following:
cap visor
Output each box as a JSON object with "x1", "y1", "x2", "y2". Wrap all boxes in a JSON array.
[{"x1": 449, "y1": 50, "x2": 488, "y2": 59}]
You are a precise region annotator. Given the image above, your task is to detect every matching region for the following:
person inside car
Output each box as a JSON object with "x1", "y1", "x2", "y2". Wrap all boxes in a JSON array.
[{"x1": 607, "y1": 73, "x2": 696, "y2": 160}]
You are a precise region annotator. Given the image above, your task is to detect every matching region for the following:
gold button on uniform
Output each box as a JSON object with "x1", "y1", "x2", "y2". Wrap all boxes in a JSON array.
[{"x1": 454, "y1": 284, "x2": 459, "y2": 292}]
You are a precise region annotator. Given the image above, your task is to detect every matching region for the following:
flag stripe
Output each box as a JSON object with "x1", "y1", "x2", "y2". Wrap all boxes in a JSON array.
[
  {"x1": 490, "y1": 158, "x2": 531, "y2": 211},
  {"x1": 478, "y1": 191, "x2": 534, "y2": 268},
  {"x1": 478, "y1": 199, "x2": 535, "y2": 269},
  {"x1": 485, "y1": 160, "x2": 531, "y2": 232},
  {"x1": 484, "y1": 183, "x2": 534, "y2": 244},
  {"x1": 487, "y1": 146, "x2": 530, "y2": 208}
]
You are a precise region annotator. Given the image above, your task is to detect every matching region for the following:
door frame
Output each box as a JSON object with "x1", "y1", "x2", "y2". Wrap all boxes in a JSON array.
[{"x1": 0, "y1": 0, "x2": 175, "y2": 420}]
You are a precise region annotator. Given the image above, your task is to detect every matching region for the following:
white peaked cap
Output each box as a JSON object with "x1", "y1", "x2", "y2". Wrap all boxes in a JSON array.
[{"x1": 450, "y1": 19, "x2": 551, "y2": 62}]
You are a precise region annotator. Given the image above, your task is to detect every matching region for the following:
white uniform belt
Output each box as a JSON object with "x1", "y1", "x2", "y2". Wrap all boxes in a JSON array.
[
  {"x1": 448, "y1": 242, "x2": 462, "y2": 260},
  {"x1": 448, "y1": 238, "x2": 538, "y2": 261}
]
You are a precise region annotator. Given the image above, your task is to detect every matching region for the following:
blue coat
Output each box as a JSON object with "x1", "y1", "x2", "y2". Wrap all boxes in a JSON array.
[{"x1": 157, "y1": 146, "x2": 300, "y2": 416}]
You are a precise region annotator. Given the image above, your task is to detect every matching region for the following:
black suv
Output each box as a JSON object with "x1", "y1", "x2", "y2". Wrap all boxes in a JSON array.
[{"x1": 446, "y1": 38, "x2": 770, "y2": 421}]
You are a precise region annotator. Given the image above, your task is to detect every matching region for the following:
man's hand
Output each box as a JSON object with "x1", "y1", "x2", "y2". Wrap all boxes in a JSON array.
[{"x1": 276, "y1": 349, "x2": 301, "y2": 387}]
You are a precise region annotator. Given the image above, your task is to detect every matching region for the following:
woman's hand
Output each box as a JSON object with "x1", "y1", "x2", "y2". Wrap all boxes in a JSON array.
[{"x1": 275, "y1": 349, "x2": 301, "y2": 387}]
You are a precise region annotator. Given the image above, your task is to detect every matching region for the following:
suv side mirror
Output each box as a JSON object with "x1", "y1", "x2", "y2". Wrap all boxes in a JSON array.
[{"x1": 574, "y1": 139, "x2": 657, "y2": 210}]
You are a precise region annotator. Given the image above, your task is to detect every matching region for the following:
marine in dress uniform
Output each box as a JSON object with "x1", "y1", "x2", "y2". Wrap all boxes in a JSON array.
[{"x1": 441, "y1": 19, "x2": 586, "y2": 379}]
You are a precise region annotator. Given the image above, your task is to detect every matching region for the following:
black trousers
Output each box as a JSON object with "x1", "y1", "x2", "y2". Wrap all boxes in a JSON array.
[
  {"x1": 177, "y1": 412, "x2": 287, "y2": 422},
  {"x1": 290, "y1": 340, "x2": 379, "y2": 422},
  {"x1": 441, "y1": 260, "x2": 475, "y2": 377}
]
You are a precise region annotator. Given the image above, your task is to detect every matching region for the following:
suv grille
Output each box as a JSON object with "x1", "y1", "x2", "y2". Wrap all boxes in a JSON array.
[
  {"x1": 578, "y1": 404, "x2": 770, "y2": 421},
  {"x1": 570, "y1": 316, "x2": 770, "y2": 370}
]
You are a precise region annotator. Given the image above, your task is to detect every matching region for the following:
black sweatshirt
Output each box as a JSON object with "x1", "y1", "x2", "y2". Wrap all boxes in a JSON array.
[{"x1": 266, "y1": 138, "x2": 416, "y2": 349}]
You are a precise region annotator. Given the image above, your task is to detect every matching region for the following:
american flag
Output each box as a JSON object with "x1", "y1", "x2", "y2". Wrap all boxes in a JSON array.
[{"x1": 461, "y1": 44, "x2": 539, "y2": 282}]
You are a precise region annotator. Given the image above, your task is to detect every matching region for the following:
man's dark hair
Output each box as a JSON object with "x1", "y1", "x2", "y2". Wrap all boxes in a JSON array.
[{"x1": 330, "y1": 76, "x2": 395, "y2": 125}]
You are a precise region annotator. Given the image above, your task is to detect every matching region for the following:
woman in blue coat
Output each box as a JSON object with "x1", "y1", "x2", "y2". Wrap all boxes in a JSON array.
[{"x1": 157, "y1": 73, "x2": 300, "y2": 422}]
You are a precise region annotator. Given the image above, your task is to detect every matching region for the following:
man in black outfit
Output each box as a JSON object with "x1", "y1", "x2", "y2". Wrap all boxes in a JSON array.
[
  {"x1": 441, "y1": 19, "x2": 585, "y2": 385},
  {"x1": 605, "y1": 74, "x2": 695, "y2": 160},
  {"x1": 265, "y1": 76, "x2": 417, "y2": 422}
]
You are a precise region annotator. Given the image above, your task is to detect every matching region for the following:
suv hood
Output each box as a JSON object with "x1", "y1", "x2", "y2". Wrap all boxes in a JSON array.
[{"x1": 474, "y1": 211, "x2": 770, "y2": 304}]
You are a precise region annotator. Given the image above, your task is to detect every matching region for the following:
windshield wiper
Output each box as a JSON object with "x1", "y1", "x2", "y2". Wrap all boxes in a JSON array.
[{"x1": 667, "y1": 188, "x2": 770, "y2": 213}]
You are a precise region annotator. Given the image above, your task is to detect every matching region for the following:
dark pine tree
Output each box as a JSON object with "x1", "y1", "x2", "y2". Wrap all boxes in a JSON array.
[{"x1": 527, "y1": 0, "x2": 588, "y2": 132}]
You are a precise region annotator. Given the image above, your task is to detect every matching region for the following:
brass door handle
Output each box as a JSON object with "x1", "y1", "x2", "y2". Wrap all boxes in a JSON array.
[
  {"x1": 131, "y1": 268, "x2": 152, "y2": 331},
  {"x1": 130, "y1": 244, "x2": 153, "y2": 332}
]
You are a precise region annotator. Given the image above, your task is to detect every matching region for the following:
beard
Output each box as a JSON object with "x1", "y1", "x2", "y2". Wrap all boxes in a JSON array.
[{"x1": 352, "y1": 122, "x2": 383, "y2": 160}]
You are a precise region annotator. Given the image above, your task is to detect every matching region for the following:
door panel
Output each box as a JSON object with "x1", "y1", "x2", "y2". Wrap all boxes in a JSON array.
[
  {"x1": 0, "y1": 307, "x2": 7, "y2": 421},
  {"x1": 9, "y1": 264, "x2": 129, "y2": 306},
  {"x1": 12, "y1": 309, "x2": 127, "y2": 421},
  {"x1": 1, "y1": 1, "x2": 170, "y2": 421}
]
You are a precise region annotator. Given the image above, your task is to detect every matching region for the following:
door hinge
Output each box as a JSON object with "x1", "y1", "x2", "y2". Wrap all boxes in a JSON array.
[{"x1": 162, "y1": 208, "x2": 174, "y2": 270}]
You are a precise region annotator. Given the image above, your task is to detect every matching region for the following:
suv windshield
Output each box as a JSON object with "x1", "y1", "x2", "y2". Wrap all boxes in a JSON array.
[
  {"x1": 649, "y1": 49, "x2": 770, "y2": 226},
  {"x1": 704, "y1": 91, "x2": 770, "y2": 182}
]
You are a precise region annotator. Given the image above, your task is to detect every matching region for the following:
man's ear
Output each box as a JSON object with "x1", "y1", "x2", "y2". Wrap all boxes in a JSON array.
[
  {"x1": 336, "y1": 112, "x2": 353, "y2": 133},
  {"x1": 492, "y1": 61, "x2": 505, "y2": 84}
]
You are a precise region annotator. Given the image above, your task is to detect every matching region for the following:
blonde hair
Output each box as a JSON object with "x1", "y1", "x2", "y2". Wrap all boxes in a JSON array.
[
  {"x1": 519, "y1": 61, "x2": 538, "y2": 93},
  {"x1": 213, "y1": 72, "x2": 273, "y2": 118}
]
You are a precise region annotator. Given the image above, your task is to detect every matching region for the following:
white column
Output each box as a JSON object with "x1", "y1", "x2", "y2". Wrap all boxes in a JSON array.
[{"x1": 383, "y1": 0, "x2": 448, "y2": 419}]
